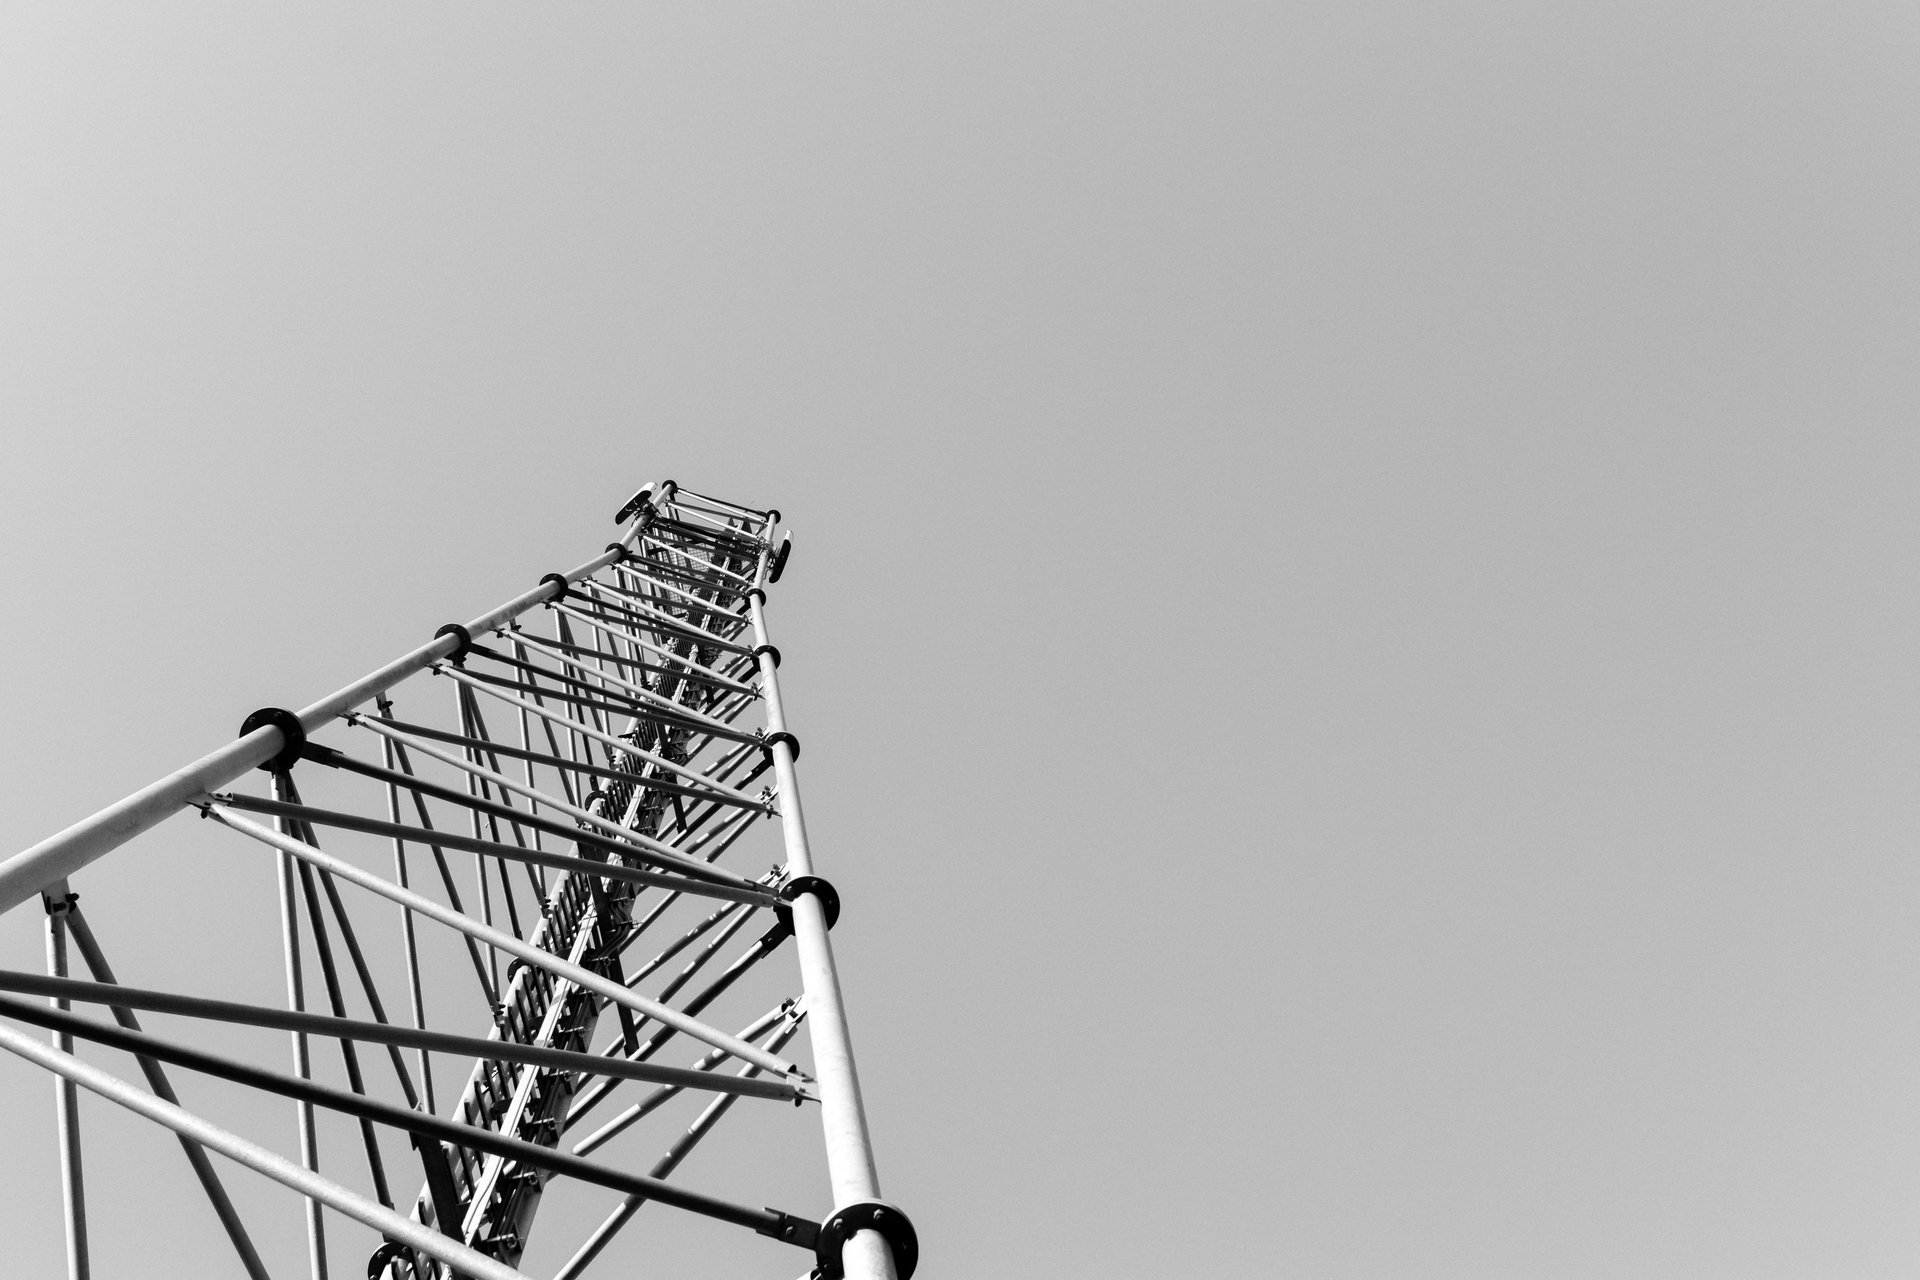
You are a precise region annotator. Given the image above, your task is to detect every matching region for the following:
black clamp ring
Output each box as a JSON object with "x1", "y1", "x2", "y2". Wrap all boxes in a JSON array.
[
  {"x1": 240, "y1": 707, "x2": 308, "y2": 773},
  {"x1": 604, "y1": 542, "x2": 631, "y2": 563},
  {"x1": 744, "y1": 587, "x2": 768, "y2": 606},
  {"x1": 761, "y1": 729, "x2": 800, "y2": 761},
  {"x1": 366, "y1": 1241, "x2": 411, "y2": 1279},
  {"x1": 751, "y1": 644, "x2": 782, "y2": 669},
  {"x1": 434, "y1": 623, "x2": 473, "y2": 662},
  {"x1": 814, "y1": 1201, "x2": 917, "y2": 1280},
  {"x1": 540, "y1": 573, "x2": 571, "y2": 601},
  {"x1": 777, "y1": 875, "x2": 840, "y2": 930}
]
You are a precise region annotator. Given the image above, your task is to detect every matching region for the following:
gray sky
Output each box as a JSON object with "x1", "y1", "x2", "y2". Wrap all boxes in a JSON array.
[{"x1": 2, "y1": 4, "x2": 1918, "y2": 1277}]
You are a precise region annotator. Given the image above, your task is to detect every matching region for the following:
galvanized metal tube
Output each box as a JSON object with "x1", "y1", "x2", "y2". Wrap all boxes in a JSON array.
[
  {"x1": 0, "y1": 992, "x2": 815, "y2": 1247},
  {"x1": 272, "y1": 775, "x2": 327, "y2": 1280},
  {"x1": 0, "y1": 1019, "x2": 535, "y2": 1280},
  {"x1": 548, "y1": 598, "x2": 755, "y2": 686},
  {"x1": 428, "y1": 665, "x2": 760, "y2": 801},
  {"x1": 747, "y1": 589, "x2": 898, "y2": 1280},
  {"x1": 482, "y1": 631, "x2": 746, "y2": 737},
  {"x1": 203, "y1": 803, "x2": 801, "y2": 1079},
  {"x1": 0, "y1": 540, "x2": 643, "y2": 917},
  {"x1": 214, "y1": 794, "x2": 778, "y2": 909},
  {"x1": 0, "y1": 969, "x2": 807, "y2": 1102},
  {"x1": 554, "y1": 1013, "x2": 804, "y2": 1280},
  {"x1": 62, "y1": 908, "x2": 272, "y2": 1280},
  {"x1": 376, "y1": 702, "x2": 434, "y2": 1116},
  {"x1": 44, "y1": 888, "x2": 89, "y2": 1280},
  {"x1": 569, "y1": 1003, "x2": 796, "y2": 1158},
  {"x1": 346, "y1": 714, "x2": 759, "y2": 885}
]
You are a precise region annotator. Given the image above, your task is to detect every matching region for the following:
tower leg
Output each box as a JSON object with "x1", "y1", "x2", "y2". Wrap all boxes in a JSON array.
[{"x1": 44, "y1": 882, "x2": 90, "y2": 1280}]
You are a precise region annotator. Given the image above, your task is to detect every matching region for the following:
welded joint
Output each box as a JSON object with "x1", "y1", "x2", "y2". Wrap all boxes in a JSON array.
[
  {"x1": 41, "y1": 890, "x2": 77, "y2": 917},
  {"x1": 812, "y1": 1202, "x2": 919, "y2": 1280}
]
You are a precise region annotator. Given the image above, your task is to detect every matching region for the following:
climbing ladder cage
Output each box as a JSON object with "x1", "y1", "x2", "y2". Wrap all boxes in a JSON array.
[{"x1": 0, "y1": 482, "x2": 916, "y2": 1280}]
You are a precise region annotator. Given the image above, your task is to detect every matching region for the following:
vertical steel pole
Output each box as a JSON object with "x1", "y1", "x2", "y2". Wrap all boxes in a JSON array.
[
  {"x1": 745, "y1": 593, "x2": 899, "y2": 1280},
  {"x1": 43, "y1": 881, "x2": 90, "y2": 1280},
  {"x1": 63, "y1": 906, "x2": 273, "y2": 1280},
  {"x1": 273, "y1": 775, "x2": 328, "y2": 1280},
  {"x1": 377, "y1": 700, "x2": 434, "y2": 1117}
]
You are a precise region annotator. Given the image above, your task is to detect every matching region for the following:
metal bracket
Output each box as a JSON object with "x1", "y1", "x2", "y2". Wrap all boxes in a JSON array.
[
  {"x1": 812, "y1": 1201, "x2": 918, "y2": 1280},
  {"x1": 751, "y1": 643, "x2": 782, "y2": 669},
  {"x1": 433, "y1": 623, "x2": 473, "y2": 662},
  {"x1": 761, "y1": 729, "x2": 800, "y2": 761},
  {"x1": 778, "y1": 876, "x2": 840, "y2": 931},
  {"x1": 612, "y1": 486, "x2": 654, "y2": 525},
  {"x1": 238, "y1": 707, "x2": 307, "y2": 773},
  {"x1": 540, "y1": 572, "x2": 571, "y2": 601},
  {"x1": 760, "y1": 1208, "x2": 822, "y2": 1251}
]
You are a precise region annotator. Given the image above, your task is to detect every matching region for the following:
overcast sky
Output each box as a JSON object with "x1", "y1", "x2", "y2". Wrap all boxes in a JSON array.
[{"x1": 1, "y1": 4, "x2": 1918, "y2": 1278}]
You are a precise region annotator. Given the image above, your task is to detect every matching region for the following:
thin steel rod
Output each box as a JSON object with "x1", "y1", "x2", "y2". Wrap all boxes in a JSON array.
[
  {"x1": 554, "y1": 1014, "x2": 804, "y2": 1280},
  {"x1": 467, "y1": 642, "x2": 755, "y2": 743},
  {"x1": 638, "y1": 534, "x2": 759, "y2": 587},
  {"x1": 662, "y1": 485, "x2": 773, "y2": 521},
  {"x1": 458, "y1": 684, "x2": 553, "y2": 911},
  {"x1": 378, "y1": 701, "x2": 435, "y2": 1116},
  {"x1": 44, "y1": 890, "x2": 90, "y2": 1280},
  {"x1": 570, "y1": 1002, "x2": 797, "y2": 1158},
  {"x1": 558, "y1": 594, "x2": 756, "y2": 661},
  {"x1": 202, "y1": 803, "x2": 801, "y2": 1078},
  {"x1": 455, "y1": 685, "x2": 518, "y2": 955},
  {"x1": 307, "y1": 740, "x2": 755, "y2": 892},
  {"x1": 565, "y1": 920, "x2": 788, "y2": 1127},
  {"x1": 215, "y1": 795, "x2": 777, "y2": 909},
  {"x1": 645, "y1": 513, "x2": 764, "y2": 556},
  {"x1": 509, "y1": 625, "x2": 752, "y2": 696},
  {"x1": 570, "y1": 582, "x2": 754, "y2": 653},
  {"x1": 272, "y1": 775, "x2": 328, "y2": 1280},
  {"x1": 375, "y1": 734, "x2": 501, "y2": 1009},
  {"x1": 581, "y1": 571, "x2": 753, "y2": 637},
  {"x1": 624, "y1": 901, "x2": 744, "y2": 990},
  {"x1": 0, "y1": 533, "x2": 648, "y2": 916},
  {"x1": 0, "y1": 970, "x2": 808, "y2": 1102},
  {"x1": 353, "y1": 715, "x2": 770, "y2": 814},
  {"x1": 547, "y1": 599, "x2": 754, "y2": 687},
  {"x1": 582, "y1": 574, "x2": 744, "y2": 629},
  {"x1": 425, "y1": 667, "x2": 761, "y2": 802},
  {"x1": 612, "y1": 554, "x2": 751, "y2": 604},
  {"x1": 337, "y1": 719, "x2": 756, "y2": 886},
  {"x1": 0, "y1": 1018, "x2": 536, "y2": 1280},
  {"x1": 749, "y1": 579, "x2": 899, "y2": 1280},
  {"x1": 292, "y1": 855, "x2": 394, "y2": 1208},
  {"x1": 310, "y1": 863, "x2": 419, "y2": 1109},
  {"x1": 0, "y1": 993, "x2": 819, "y2": 1248},
  {"x1": 62, "y1": 907, "x2": 273, "y2": 1280}
]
